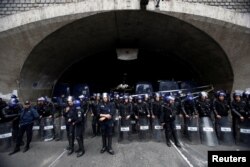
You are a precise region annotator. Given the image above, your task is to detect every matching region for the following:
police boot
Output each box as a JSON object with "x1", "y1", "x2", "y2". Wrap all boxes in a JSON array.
[
  {"x1": 92, "y1": 125, "x2": 97, "y2": 138},
  {"x1": 23, "y1": 144, "x2": 30, "y2": 153},
  {"x1": 77, "y1": 139, "x2": 85, "y2": 157},
  {"x1": 9, "y1": 147, "x2": 20, "y2": 155},
  {"x1": 67, "y1": 138, "x2": 74, "y2": 155},
  {"x1": 173, "y1": 130, "x2": 181, "y2": 148},
  {"x1": 100, "y1": 135, "x2": 106, "y2": 153},
  {"x1": 107, "y1": 136, "x2": 114, "y2": 155},
  {"x1": 165, "y1": 131, "x2": 171, "y2": 147}
]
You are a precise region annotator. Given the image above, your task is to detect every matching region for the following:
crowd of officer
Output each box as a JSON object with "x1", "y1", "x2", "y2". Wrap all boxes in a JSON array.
[{"x1": 0, "y1": 89, "x2": 250, "y2": 156}]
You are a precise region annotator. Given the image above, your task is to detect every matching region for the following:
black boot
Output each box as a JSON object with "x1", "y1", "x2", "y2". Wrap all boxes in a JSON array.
[
  {"x1": 100, "y1": 135, "x2": 106, "y2": 153},
  {"x1": 107, "y1": 136, "x2": 114, "y2": 155},
  {"x1": 92, "y1": 124, "x2": 97, "y2": 138},
  {"x1": 9, "y1": 147, "x2": 20, "y2": 155},
  {"x1": 67, "y1": 138, "x2": 74, "y2": 155},
  {"x1": 173, "y1": 130, "x2": 181, "y2": 148},
  {"x1": 165, "y1": 131, "x2": 171, "y2": 147},
  {"x1": 77, "y1": 139, "x2": 85, "y2": 157},
  {"x1": 23, "y1": 144, "x2": 30, "y2": 153}
]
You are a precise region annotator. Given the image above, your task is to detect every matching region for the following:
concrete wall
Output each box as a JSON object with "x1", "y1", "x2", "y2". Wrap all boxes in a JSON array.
[
  {"x1": 182, "y1": 0, "x2": 250, "y2": 13},
  {"x1": 0, "y1": 0, "x2": 249, "y2": 100},
  {"x1": 0, "y1": 0, "x2": 250, "y2": 18}
]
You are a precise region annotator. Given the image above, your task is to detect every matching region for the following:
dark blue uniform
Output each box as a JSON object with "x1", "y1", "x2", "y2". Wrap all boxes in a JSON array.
[
  {"x1": 9, "y1": 103, "x2": 39, "y2": 155},
  {"x1": 161, "y1": 103, "x2": 181, "y2": 147},
  {"x1": 97, "y1": 101, "x2": 115, "y2": 154}
]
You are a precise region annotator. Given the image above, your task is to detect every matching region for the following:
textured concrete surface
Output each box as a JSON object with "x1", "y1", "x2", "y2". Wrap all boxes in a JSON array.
[
  {"x1": 0, "y1": 0, "x2": 249, "y2": 100},
  {"x1": 0, "y1": 0, "x2": 249, "y2": 18},
  {"x1": 0, "y1": 136, "x2": 249, "y2": 167}
]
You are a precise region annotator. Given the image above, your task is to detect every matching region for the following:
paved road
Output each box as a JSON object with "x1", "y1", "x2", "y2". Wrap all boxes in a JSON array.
[{"x1": 1, "y1": 134, "x2": 249, "y2": 167}]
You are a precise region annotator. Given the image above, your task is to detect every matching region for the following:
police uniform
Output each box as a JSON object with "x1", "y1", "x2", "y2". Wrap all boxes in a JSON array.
[
  {"x1": 160, "y1": 96, "x2": 181, "y2": 147},
  {"x1": 9, "y1": 101, "x2": 39, "y2": 155},
  {"x1": 97, "y1": 94, "x2": 115, "y2": 155}
]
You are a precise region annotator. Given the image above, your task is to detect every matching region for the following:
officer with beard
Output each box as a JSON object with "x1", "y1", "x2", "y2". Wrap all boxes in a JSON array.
[
  {"x1": 161, "y1": 95, "x2": 181, "y2": 148},
  {"x1": 98, "y1": 93, "x2": 115, "y2": 155}
]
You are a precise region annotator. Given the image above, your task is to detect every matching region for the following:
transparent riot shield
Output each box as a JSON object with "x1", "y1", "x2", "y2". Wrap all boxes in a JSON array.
[
  {"x1": 215, "y1": 116, "x2": 234, "y2": 145},
  {"x1": 0, "y1": 122, "x2": 12, "y2": 152},
  {"x1": 43, "y1": 117, "x2": 54, "y2": 142},
  {"x1": 152, "y1": 118, "x2": 164, "y2": 142},
  {"x1": 236, "y1": 118, "x2": 250, "y2": 146},
  {"x1": 200, "y1": 117, "x2": 219, "y2": 146},
  {"x1": 118, "y1": 118, "x2": 131, "y2": 143},
  {"x1": 32, "y1": 120, "x2": 41, "y2": 141},
  {"x1": 138, "y1": 117, "x2": 150, "y2": 141},
  {"x1": 186, "y1": 115, "x2": 200, "y2": 144}
]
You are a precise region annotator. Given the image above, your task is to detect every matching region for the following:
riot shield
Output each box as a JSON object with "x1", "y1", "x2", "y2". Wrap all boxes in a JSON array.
[
  {"x1": 43, "y1": 117, "x2": 54, "y2": 142},
  {"x1": 138, "y1": 117, "x2": 150, "y2": 141},
  {"x1": 54, "y1": 117, "x2": 61, "y2": 141},
  {"x1": 118, "y1": 118, "x2": 131, "y2": 143},
  {"x1": 60, "y1": 116, "x2": 67, "y2": 140},
  {"x1": 0, "y1": 122, "x2": 12, "y2": 152},
  {"x1": 236, "y1": 118, "x2": 250, "y2": 146},
  {"x1": 175, "y1": 115, "x2": 184, "y2": 141},
  {"x1": 152, "y1": 118, "x2": 164, "y2": 142},
  {"x1": 186, "y1": 115, "x2": 200, "y2": 144},
  {"x1": 200, "y1": 117, "x2": 219, "y2": 146},
  {"x1": 215, "y1": 116, "x2": 234, "y2": 145},
  {"x1": 32, "y1": 120, "x2": 41, "y2": 141}
]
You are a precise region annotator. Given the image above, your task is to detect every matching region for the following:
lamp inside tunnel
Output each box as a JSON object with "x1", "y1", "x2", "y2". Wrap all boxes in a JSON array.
[{"x1": 116, "y1": 48, "x2": 138, "y2": 61}]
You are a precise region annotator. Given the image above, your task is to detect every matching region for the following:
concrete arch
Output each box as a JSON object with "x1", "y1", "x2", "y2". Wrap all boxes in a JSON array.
[{"x1": 0, "y1": 0, "x2": 249, "y2": 100}]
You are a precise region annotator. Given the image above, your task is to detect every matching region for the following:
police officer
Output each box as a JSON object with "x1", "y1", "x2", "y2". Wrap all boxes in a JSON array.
[
  {"x1": 0, "y1": 98, "x2": 7, "y2": 123},
  {"x1": 2, "y1": 98, "x2": 22, "y2": 142},
  {"x1": 118, "y1": 95, "x2": 132, "y2": 140},
  {"x1": 213, "y1": 91, "x2": 230, "y2": 119},
  {"x1": 98, "y1": 93, "x2": 115, "y2": 155},
  {"x1": 74, "y1": 100, "x2": 85, "y2": 157},
  {"x1": 63, "y1": 96, "x2": 76, "y2": 155},
  {"x1": 134, "y1": 96, "x2": 150, "y2": 121},
  {"x1": 231, "y1": 91, "x2": 248, "y2": 138},
  {"x1": 9, "y1": 100, "x2": 39, "y2": 155},
  {"x1": 195, "y1": 92, "x2": 212, "y2": 118},
  {"x1": 182, "y1": 94, "x2": 198, "y2": 135},
  {"x1": 161, "y1": 96, "x2": 181, "y2": 148},
  {"x1": 151, "y1": 93, "x2": 162, "y2": 128},
  {"x1": 35, "y1": 97, "x2": 54, "y2": 140},
  {"x1": 90, "y1": 93, "x2": 101, "y2": 137}
]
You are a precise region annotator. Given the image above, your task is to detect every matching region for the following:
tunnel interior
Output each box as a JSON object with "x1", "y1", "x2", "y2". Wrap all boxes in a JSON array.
[
  {"x1": 58, "y1": 49, "x2": 200, "y2": 93},
  {"x1": 19, "y1": 10, "x2": 234, "y2": 99}
]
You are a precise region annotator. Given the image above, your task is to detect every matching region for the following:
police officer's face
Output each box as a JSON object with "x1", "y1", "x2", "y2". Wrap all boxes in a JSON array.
[
  {"x1": 103, "y1": 97, "x2": 108, "y2": 102},
  {"x1": 235, "y1": 96, "x2": 241, "y2": 102},
  {"x1": 124, "y1": 99, "x2": 128, "y2": 103},
  {"x1": 156, "y1": 97, "x2": 160, "y2": 101},
  {"x1": 170, "y1": 99, "x2": 175, "y2": 104},
  {"x1": 24, "y1": 104, "x2": 30, "y2": 108},
  {"x1": 219, "y1": 96, "x2": 224, "y2": 101},
  {"x1": 68, "y1": 101, "x2": 73, "y2": 106}
]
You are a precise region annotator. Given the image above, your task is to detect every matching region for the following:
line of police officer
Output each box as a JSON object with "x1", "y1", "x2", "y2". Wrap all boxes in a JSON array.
[{"x1": 1, "y1": 89, "x2": 250, "y2": 155}]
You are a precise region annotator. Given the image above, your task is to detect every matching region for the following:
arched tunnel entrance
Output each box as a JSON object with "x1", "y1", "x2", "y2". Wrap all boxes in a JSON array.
[{"x1": 19, "y1": 10, "x2": 233, "y2": 99}]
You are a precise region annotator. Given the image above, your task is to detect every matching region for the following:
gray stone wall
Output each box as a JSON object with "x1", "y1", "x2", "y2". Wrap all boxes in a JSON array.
[
  {"x1": 0, "y1": 0, "x2": 249, "y2": 17},
  {"x1": 0, "y1": 0, "x2": 85, "y2": 17},
  {"x1": 182, "y1": 0, "x2": 250, "y2": 13}
]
